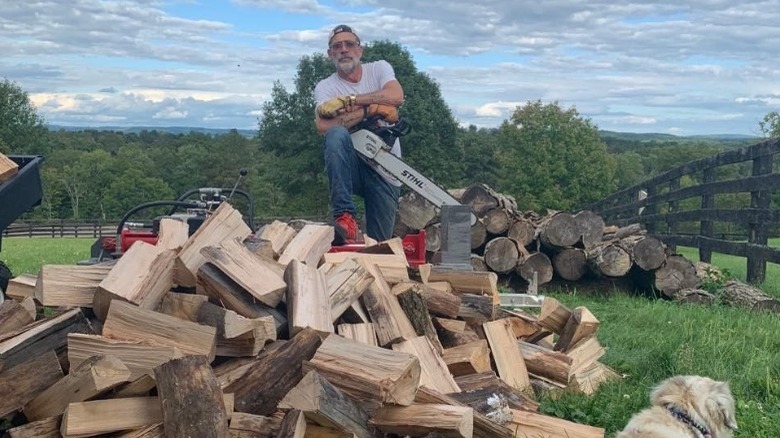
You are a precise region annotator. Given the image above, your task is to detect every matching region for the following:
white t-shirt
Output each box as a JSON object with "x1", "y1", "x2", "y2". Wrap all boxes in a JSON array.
[{"x1": 315, "y1": 60, "x2": 402, "y2": 186}]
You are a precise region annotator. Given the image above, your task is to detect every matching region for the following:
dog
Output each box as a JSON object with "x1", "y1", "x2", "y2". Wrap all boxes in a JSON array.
[{"x1": 617, "y1": 375, "x2": 738, "y2": 438}]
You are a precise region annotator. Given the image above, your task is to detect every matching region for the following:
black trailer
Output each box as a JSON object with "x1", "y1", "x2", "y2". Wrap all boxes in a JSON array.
[{"x1": 0, "y1": 155, "x2": 45, "y2": 293}]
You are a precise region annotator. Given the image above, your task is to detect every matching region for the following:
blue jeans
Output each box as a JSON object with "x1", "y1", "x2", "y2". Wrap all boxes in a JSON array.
[{"x1": 323, "y1": 126, "x2": 401, "y2": 241}]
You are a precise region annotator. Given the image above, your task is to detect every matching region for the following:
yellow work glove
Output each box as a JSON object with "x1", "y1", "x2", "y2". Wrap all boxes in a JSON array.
[
  {"x1": 365, "y1": 104, "x2": 399, "y2": 123},
  {"x1": 317, "y1": 95, "x2": 355, "y2": 118}
]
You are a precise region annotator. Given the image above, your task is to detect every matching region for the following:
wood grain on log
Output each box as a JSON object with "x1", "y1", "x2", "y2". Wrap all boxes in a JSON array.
[
  {"x1": 483, "y1": 237, "x2": 519, "y2": 274},
  {"x1": 516, "y1": 252, "x2": 554, "y2": 286},
  {"x1": 721, "y1": 279, "x2": 780, "y2": 312},
  {"x1": 552, "y1": 248, "x2": 588, "y2": 281}
]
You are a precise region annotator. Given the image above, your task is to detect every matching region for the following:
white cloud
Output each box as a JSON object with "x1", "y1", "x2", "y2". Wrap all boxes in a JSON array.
[{"x1": 2, "y1": 0, "x2": 778, "y2": 135}]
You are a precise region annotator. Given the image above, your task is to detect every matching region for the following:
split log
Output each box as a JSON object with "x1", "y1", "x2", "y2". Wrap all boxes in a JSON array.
[
  {"x1": 483, "y1": 318, "x2": 531, "y2": 391},
  {"x1": 442, "y1": 340, "x2": 492, "y2": 376},
  {"x1": 67, "y1": 333, "x2": 184, "y2": 382},
  {"x1": 0, "y1": 151, "x2": 19, "y2": 182},
  {"x1": 159, "y1": 291, "x2": 207, "y2": 321},
  {"x1": 553, "y1": 306, "x2": 599, "y2": 352},
  {"x1": 155, "y1": 217, "x2": 189, "y2": 251},
  {"x1": 483, "y1": 236, "x2": 519, "y2": 274},
  {"x1": 0, "y1": 299, "x2": 35, "y2": 334},
  {"x1": 229, "y1": 412, "x2": 281, "y2": 437},
  {"x1": 325, "y1": 258, "x2": 374, "y2": 322},
  {"x1": 359, "y1": 262, "x2": 417, "y2": 347},
  {"x1": 414, "y1": 386, "x2": 514, "y2": 438},
  {"x1": 621, "y1": 235, "x2": 666, "y2": 271},
  {"x1": 102, "y1": 300, "x2": 217, "y2": 361},
  {"x1": 552, "y1": 248, "x2": 588, "y2": 281},
  {"x1": 433, "y1": 317, "x2": 481, "y2": 348},
  {"x1": 253, "y1": 220, "x2": 297, "y2": 258},
  {"x1": 574, "y1": 210, "x2": 605, "y2": 250},
  {"x1": 427, "y1": 268, "x2": 499, "y2": 304},
  {"x1": 369, "y1": 404, "x2": 473, "y2": 438},
  {"x1": 24, "y1": 354, "x2": 131, "y2": 421},
  {"x1": 92, "y1": 242, "x2": 176, "y2": 320},
  {"x1": 200, "y1": 237, "x2": 286, "y2": 308},
  {"x1": 508, "y1": 217, "x2": 536, "y2": 249},
  {"x1": 196, "y1": 262, "x2": 287, "y2": 333},
  {"x1": 60, "y1": 397, "x2": 163, "y2": 437},
  {"x1": 303, "y1": 334, "x2": 421, "y2": 406},
  {"x1": 0, "y1": 350, "x2": 63, "y2": 418},
  {"x1": 226, "y1": 328, "x2": 322, "y2": 416},
  {"x1": 537, "y1": 296, "x2": 572, "y2": 334},
  {"x1": 36, "y1": 264, "x2": 112, "y2": 308},
  {"x1": 458, "y1": 293, "x2": 496, "y2": 326},
  {"x1": 452, "y1": 371, "x2": 539, "y2": 413},
  {"x1": 566, "y1": 337, "x2": 606, "y2": 375},
  {"x1": 114, "y1": 424, "x2": 165, "y2": 438},
  {"x1": 195, "y1": 302, "x2": 276, "y2": 357},
  {"x1": 515, "y1": 252, "x2": 554, "y2": 286},
  {"x1": 336, "y1": 323, "x2": 378, "y2": 346},
  {"x1": 392, "y1": 336, "x2": 460, "y2": 394},
  {"x1": 393, "y1": 281, "x2": 461, "y2": 319},
  {"x1": 396, "y1": 288, "x2": 443, "y2": 354},
  {"x1": 323, "y1": 253, "x2": 409, "y2": 285},
  {"x1": 154, "y1": 355, "x2": 229, "y2": 438},
  {"x1": 0, "y1": 308, "x2": 92, "y2": 371},
  {"x1": 279, "y1": 370, "x2": 375, "y2": 438},
  {"x1": 278, "y1": 224, "x2": 334, "y2": 267},
  {"x1": 111, "y1": 374, "x2": 157, "y2": 398},
  {"x1": 508, "y1": 409, "x2": 605, "y2": 438},
  {"x1": 517, "y1": 341, "x2": 572, "y2": 386},
  {"x1": 175, "y1": 202, "x2": 252, "y2": 287},
  {"x1": 285, "y1": 259, "x2": 332, "y2": 336},
  {"x1": 6, "y1": 416, "x2": 61, "y2": 438},
  {"x1": 568, "y1": 361, "x2": 621, "y2": 396},
  {"x1": 276, "y1": 409, "x2": 306, "y2": 438},
  {"x1": 5, "y1": 273, "x2": 37, "y2": 301},
  {"x1": 721, "y1": 279, "x2": 780, "y2": 312},
  {"x1": 587, "y1": 242, "x2": 632, "y2": 278},
  {"x1": 538, "y1": 211, "x2": 580, "y2": 249}
]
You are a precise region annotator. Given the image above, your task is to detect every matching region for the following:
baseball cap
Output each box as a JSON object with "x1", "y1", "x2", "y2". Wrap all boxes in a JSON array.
[{"x1": 328, "y1": 24, "x2": 360, "y2": 45}]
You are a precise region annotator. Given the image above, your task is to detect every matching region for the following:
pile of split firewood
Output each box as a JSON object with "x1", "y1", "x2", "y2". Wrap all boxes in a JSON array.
[
  {"x1": 398, "y1": 183, "x2": 780, "y2": 311},
  {"x1": 1, "y1": 202, "x2": 617, "y2": 438}
]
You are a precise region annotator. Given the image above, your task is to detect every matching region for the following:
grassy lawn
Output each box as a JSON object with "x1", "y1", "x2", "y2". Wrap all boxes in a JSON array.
[{"x1": 2, "y1": 237, "x2": 779, "y2": 436}]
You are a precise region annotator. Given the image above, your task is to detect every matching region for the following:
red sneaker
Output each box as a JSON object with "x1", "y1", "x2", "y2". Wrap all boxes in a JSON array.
[{"x1": 333, "y1": 212, "x2": 359, "y2": 245}]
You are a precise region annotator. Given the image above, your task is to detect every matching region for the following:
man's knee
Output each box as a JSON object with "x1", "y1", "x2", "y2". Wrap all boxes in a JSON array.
[{"x1": 323, "y1": 126, "x2": 354, "y2": 161}]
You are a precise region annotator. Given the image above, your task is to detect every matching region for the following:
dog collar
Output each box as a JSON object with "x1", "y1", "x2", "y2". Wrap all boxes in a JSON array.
[{"x1": 665, "y1": 404, "x2": 712, "y2": 438}]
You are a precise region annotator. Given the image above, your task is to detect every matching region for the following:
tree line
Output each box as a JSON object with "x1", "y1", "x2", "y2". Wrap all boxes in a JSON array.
[{"x1": 1, "y1": 43, "x2": 772, "y2": 224}]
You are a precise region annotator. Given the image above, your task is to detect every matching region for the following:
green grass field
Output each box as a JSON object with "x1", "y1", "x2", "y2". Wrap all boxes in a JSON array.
[{"x1": 2, "y1": 237, "x2": 779, "y2": 436}]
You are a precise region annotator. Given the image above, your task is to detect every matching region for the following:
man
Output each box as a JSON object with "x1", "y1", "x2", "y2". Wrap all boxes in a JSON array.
[{"x1": 314, "y1": 24, "x2": 405, "y2": 244}]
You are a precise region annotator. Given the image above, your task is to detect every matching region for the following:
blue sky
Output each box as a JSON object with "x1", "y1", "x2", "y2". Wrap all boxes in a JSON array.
[{"x1": 2, "y1": 0, "x2": 779, "y2": 136}]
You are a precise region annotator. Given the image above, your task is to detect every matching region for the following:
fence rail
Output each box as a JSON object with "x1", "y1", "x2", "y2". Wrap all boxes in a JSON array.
[
  {"x1": 589, "y1": 137, "x2": 780, "y2": 284},
  {"x1": 2, "y1": 222, "x2": 117, "y2": 239}
]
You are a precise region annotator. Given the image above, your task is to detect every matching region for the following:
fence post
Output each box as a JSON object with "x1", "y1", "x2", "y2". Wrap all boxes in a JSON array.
[
  {"x1": 747, "y1": 154, "x2": 772, "y2": 283},
  {"x1": 699, "y1": 168, "x2": 714, "y2": 263},
  {"x1": 668, "y1": 178, "x2": 680, "y2": 236}
]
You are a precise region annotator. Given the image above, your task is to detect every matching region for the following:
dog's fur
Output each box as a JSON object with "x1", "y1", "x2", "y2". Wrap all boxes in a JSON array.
[{"x1": 617, "y1": 375, "x2": 738, "y2": 438}]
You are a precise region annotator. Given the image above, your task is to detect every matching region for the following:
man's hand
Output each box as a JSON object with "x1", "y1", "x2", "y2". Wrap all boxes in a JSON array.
[
  {"x1": 366, "y1": 104, "x2": 399, "y2": 123},
  {"x1": 317, "y1": 95, "x2": 355, "y2": 118}
]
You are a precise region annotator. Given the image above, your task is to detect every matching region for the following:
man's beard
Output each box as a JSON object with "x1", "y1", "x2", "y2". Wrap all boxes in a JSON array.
[{"x1": 335, "y1": 57, "x2": 358, "y2": 75}]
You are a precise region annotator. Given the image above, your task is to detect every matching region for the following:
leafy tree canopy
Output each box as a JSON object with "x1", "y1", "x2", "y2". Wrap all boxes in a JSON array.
[{"x1": 0, "y1": 78, "x2": 47, "y2": 154}]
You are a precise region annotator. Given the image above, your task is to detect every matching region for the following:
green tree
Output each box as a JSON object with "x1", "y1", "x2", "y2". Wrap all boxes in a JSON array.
[
  {"x1": 759, "y1": 111, "x2": 780, "y2": 138},
  {"x1": 497, "y1": 100, "x2": 617, "y2": 211},
  {"x1": 0, "y1": 78, "x2": 48, "y2": 154},
  {"x1": 362, "y1": 41, "x2": 464, "y2": 186},
  {"x1": 102, "y1": 168, "x2": 174, "y2": 219}
]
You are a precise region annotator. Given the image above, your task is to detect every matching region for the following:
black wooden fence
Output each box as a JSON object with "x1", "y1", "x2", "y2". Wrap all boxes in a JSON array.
[
  {"x1": 589, "y1": 137, "x2": 780, "y2": 284},
  {"x1": 2, "y1": 221, "x2": 116, "y2": 239}
]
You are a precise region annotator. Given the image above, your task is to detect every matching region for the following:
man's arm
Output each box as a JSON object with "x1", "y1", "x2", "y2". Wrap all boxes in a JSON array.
[{"x1": 315, "y1": 79, "x2": 405, "y2": 135}]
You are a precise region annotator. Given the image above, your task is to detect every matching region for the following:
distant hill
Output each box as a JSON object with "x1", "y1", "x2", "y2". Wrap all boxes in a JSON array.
[
  {"x1": 47, "y1": 125, "x2": 257, "y2": 138},
  {"x1": 598, "y1": 130, "x2": 759, "y2": 143}
]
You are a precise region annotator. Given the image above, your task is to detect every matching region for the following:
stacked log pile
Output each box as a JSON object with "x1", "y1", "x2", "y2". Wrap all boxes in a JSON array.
[
  {"x1": 399, "y1": 183, "x2": 700, "y2": 299},
  {"x1": 0, "y1": 202, "x2": 615, "y2": 438}
]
